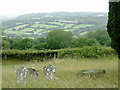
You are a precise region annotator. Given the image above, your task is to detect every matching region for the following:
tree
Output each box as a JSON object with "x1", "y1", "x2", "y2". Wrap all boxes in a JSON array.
[
  {"x1": 2, "y1": 40, "x2": 10, "y2": 50},
  {"x1": 75, "y1": 37, "x2": 89, "y2": 48},
  {"x1": 0, "y1": 28, "x2": 4, "y2": 35},
  {"x1": 46, "y1": 30, "x2": 73, "y2": 49},
  {"x1": 87, "y1": 38, "x2": 100, "y2": 46},
  {"x1": 74, "y1": 37, "x2": 100, "y2": 48},
  {"x1": 11, "y1": 38, "x2": 33, "y2": 50},
  {"x1": 107, "y1": 1, "x2": 120, "y2": 59},
  {"x1": 86, "y1": 30, "x2": 111, "y2": 46},
  {"x1": 34, "y1": 43, "x2": 47, "y2": 50},
  {"x1": 11, "y1": 37, "x2": 22, "y2": 50},
  {"x1": 34, "y1": 37, "x2": 46, "y2": 44}
]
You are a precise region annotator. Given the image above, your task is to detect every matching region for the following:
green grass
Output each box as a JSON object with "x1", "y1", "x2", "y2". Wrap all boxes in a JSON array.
[
  {"x1": 13, "y1": 24, "x2": 29, "y2": 30},
  {"x1": 80, "y1": 31, "x2": 88, "y2": 35},
  {"x1": 22, "y1": 28, "x2": 34, "y2": 31},
  {"x1": 25, "y1": 33, "x2": 32, "y2": 35},
  {"x1": 73, "y1": 24, "x2": 95, "y2": 29},
  {"x1": 31, "y1": 24, "x2": 41, "y2": 28},
  {"x1": 31, "y1": 24, "x2": 58, "y2": 29},
  {"x1": 34, "y1": 22, "x2": 40, "y2": 24},
  {"x1": 42, "y1": 30, "x2": 51, "y2": 33},
  {"x1": 5, "y1": 30, "x2": 18, "y2": 34},
  {"x1": 16, "y1": 23, "x2": 24, "y2": 25},
  {"x1": 6, "y1": 28, "x2": 34, "y2": 35},
  {"x1": 5, "y1": 24, "x2": 29, "y2": 34},
  {"x1": 36, "y1": 29, "x2": 45, "y2": 32},
  {"x1": 64, "y1": 24, "x2": 74, "y2": 29},
  {"x1": 49, "y1": 22, "x2": 64, "y2": 26},
  {"x1": 32, "y1": 18, "x2": 41, "y2": 20},
  {"x1": 2, "y1": 56, "x2": 118, "y2": 88},
  {"x1": 64, "y1": 29, "x2": 74, "y2": 31}
]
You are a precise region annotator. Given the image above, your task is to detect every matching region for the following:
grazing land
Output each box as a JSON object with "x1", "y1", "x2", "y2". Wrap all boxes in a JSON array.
[
  {"x1": 2, "y1": 12, "x2": 107, "y2": 38},
  {"x1": 2, "y1": 55, "x2": 118, "y2": 88}
]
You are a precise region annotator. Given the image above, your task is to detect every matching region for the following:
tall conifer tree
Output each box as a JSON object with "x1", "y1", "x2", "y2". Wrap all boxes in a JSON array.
[{"x1": 107, "y1": 0, "x2": 120, "y2": 59}]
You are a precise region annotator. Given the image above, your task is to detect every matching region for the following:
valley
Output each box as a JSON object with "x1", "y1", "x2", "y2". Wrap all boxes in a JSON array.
[{"x1": 2, "y1": 12, "x2": 107, "y2": 38}]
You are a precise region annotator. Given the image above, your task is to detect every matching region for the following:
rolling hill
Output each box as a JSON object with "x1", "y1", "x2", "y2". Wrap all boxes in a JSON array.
[{"x1": 2, "y1": 12, "x2": 108, "y2": 38}]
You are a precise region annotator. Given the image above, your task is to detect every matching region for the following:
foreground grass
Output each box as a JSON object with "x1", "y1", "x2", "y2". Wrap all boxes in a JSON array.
[{"x1": 2, "y1": 56, "x2": 118, "y2": 88}]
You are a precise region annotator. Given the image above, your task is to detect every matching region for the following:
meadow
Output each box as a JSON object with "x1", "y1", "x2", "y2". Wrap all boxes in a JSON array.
[{"x1": 2, "y1": 55, "x2": 118, "y2": 88}]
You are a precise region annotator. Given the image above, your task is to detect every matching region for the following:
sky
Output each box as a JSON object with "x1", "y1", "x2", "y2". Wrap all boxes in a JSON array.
[{"x1": 0, "y1": 0, "x2": 109, "y2": 16}]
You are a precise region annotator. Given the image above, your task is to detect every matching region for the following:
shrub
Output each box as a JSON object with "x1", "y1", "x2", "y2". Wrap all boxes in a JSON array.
[{"x1": 58, "y1": 46, "x2": 117, "y2": 59}]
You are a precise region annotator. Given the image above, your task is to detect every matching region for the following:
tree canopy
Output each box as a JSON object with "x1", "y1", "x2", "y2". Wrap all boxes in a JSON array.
[
  {"x1": 86, "y1": 30, "x2": 111, "y2": 46},
  {"x1": 46, "y1": 30, "x2": 73, "y2": 49}
]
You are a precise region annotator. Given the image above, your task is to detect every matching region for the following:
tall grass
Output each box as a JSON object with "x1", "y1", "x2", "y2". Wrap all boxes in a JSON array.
[{"x1": 2, "y1": 55, "x2": 118, "y2": 88}]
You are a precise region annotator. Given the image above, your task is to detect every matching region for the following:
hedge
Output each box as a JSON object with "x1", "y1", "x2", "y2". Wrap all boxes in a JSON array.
[{"x1": 1, "y1": 46, "x2": 117, "y2": 61}]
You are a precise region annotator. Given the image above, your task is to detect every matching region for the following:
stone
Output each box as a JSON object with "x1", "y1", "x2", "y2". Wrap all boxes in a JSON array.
[
  {"x1": 16, "y1": 66, "x2": 27, "y2": 84},
  {"x1": 28, "y1": 67, "x2": 39, "y2": 79},
  {"x1": 43, "y1": 65, "x2": 56, "y2": 79},
  {"x1": 77, "y1": 69, "x2": 105, "y2": 77}
]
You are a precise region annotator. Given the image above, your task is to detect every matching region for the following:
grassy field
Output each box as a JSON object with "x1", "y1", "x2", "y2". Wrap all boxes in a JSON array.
[
  {"x1": 64, "y1": 24, "x2": 74, "y2": 29},
  {"x1": 31, "y1": 24, "x2": 58, "y2": 29},
  {"x1": 49, "y1": 22, "x2": 64, "y2": 26},
  {"x1": 13, "y1": 24, "x2": 29, "y2": 30},
  {"x1": 2, "y1": 56, "x2": 118, "y2": 88},
  {"x1": 73, "y1": 24, "x2": 95, "y2": 29}
]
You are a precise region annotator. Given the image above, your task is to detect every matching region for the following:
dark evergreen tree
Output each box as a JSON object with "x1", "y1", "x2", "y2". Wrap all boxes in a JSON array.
[{"x1": 107, "y1": 1, "x2": 120, "y2": 59}]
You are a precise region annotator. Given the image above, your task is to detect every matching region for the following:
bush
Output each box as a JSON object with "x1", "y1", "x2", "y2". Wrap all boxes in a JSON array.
[
  {"x1": 58, "y1": 46, "x2": 117, "y2": 59},
  {"x1": 2, "y1": 46, "x2": 117, "y2": 60},
  {"x1": 2, "y1": 49, "x2": 58, "y2": 61}
]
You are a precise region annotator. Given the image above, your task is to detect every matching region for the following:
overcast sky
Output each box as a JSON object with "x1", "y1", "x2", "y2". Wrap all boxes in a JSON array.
[{"x1": 0, "y1": 0, "x2": 109, "y2": 16}]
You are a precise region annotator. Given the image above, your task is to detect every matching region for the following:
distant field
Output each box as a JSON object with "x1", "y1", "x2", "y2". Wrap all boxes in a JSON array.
[
  {"x1": 2, "y1": 56, "x2": 118, "y2": 88},
  {"x1": 32, "y1": 18, "x2": 41, "y2": 20},
  {"x1": 64, "y1": 24, "x2": 74, "y2": 29},
  {"x1": 5, "y1": 28, "x2": 34, "y2": 35},
  {"x1": 36, "y1": 29, "x2": 45, "y2": 32},
  {"x1": 22, "y1": 28, "x2": 34, "y2": 31},
  {"x1": 5, "y1": 30, "x2": 18, "y2": 34},
  {"x1": 49, "y1": 22, "x2": 64, "y2": 26},
  {"x1": 3, "y1": 12, "x2": 107, "y2": 37},
  {"x1": 13, "y1": 24, "x2": 29, "y2": 30},
  {"x1": 59, "y1": 20, "x2": 77, "y2": 23},
  {"x1": 73, "y1": 24, "x2": 95, "y2": 29},
  {"x1": 31, "y1": 24, "x2": 58, "y2": 29},
  {"x1": 80, "y1": 31, "x2": 88, "y2": 35},
  {"x1": 64, "y1": 29, "x2": 74, "y2": 32},
  {"x1": 16, "y1": 22, "x2": 24, "y2": 25}
]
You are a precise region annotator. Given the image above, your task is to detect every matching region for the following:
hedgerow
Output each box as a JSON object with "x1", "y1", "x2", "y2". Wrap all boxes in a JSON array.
[
  {"x1": 2, "y1": 46, "x2": 117, "y2": 60},
  {"x1": 2, "y1": 49, "x2": 58, "y2": 61},
  {"x1": 58, "y1": 46, "x2": 117, "y2": 59}
]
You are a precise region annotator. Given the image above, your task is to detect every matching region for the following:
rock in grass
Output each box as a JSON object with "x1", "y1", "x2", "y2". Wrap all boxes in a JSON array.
[{"x1": 77, "y1": 69, "x2": 105, "y2": 77}]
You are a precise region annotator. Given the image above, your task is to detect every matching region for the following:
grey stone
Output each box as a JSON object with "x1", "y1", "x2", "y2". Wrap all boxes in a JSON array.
[
  {"x1": 28, "y1": 67, "x2": 39, "y2": 79},
  {"x1": 16, "y1": 66, "x2": 27, "y2": 84},
  {"x1": 43, "y1": 65, "x2": 56, "y2": 79},
  {"x1": 77, "y1": 69, "x2": 105, "y2": 77}
]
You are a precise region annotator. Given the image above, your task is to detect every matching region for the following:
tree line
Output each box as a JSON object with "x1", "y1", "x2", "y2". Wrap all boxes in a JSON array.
[{"x1": 2, "y1": 29, "x2": 111, "y2": 50}]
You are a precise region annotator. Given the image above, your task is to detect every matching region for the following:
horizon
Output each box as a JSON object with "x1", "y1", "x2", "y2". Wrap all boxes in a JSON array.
[{"x1": 1, "y1": 11, "x2": 108, "y2": 20}]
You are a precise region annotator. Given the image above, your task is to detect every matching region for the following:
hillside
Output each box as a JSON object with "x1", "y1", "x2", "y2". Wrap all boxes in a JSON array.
[{"x1": 2, "y1": 12, "x2": 108, "y2": 38}]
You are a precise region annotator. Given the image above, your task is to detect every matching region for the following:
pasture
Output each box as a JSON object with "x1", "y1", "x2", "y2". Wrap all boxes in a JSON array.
[
  {"x1": 73, "y1": 24, "x2": 95, "y2": 29},
  {"x1": 2, "y1": 55, "x2": 118, "y2": 88}
]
